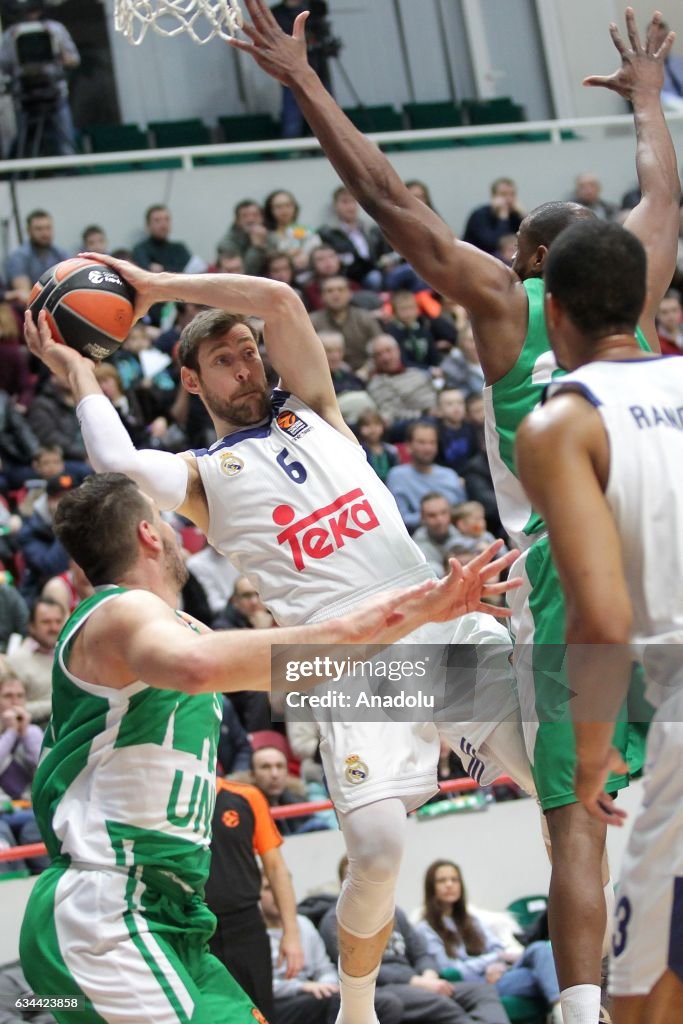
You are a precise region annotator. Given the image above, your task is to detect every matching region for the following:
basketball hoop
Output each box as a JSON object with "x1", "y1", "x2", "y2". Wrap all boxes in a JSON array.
[{"x1": 114, "y1": 0, "x2": 243, "y2": 46}]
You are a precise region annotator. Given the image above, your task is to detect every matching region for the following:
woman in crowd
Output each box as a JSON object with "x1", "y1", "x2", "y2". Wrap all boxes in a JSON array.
[{"x1": 416, "y1": 860, "x2": 562, "y2": 1022}]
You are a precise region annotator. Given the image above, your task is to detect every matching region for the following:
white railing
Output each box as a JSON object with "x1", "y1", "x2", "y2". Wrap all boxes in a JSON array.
[{"x1": 1, "y1": 110, "x2": 682, "y2": 177}]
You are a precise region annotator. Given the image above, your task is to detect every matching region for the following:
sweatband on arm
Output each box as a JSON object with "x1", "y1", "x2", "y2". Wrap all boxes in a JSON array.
[{"x1": 77, "y1": 393, "x2": 189, "y2": 511}]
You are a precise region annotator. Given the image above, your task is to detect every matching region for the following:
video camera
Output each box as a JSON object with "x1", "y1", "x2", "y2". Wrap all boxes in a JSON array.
[
  {"x1": 306, "y1": 0, "x2": 342, "y2": 60},
  {"x1": 9, "y1": 20, "x2": 66, "y2": 111}
]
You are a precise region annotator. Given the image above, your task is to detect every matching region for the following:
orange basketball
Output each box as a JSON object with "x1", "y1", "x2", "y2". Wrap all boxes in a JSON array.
[{"x1": 29, "y1": 257, "x2": 136, "y2": 360}]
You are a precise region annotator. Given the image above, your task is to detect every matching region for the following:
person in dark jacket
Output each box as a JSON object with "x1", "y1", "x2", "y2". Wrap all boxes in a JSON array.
[
  {"x1": 16, "y1": 475, "x2": 74, "y2": 601},
  {"x1": 0, "y1": 390, "x2": 39, "y2": 491},
  {"x1": 26, "y1": 378, "x2": 90, "y2": 477}
]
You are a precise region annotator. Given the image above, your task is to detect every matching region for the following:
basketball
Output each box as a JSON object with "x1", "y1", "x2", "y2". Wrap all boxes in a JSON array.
[{"x1": 29, "y1": 257, "x2": 136, "y2": 361}]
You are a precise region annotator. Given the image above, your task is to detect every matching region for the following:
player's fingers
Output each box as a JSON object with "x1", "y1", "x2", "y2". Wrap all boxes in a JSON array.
[
  {"x1": 644, "y1": 10, "x2": 662, "y2": 53},
  {"x1": 608, "y1": 22, "x2": 628, "y2": 57},
  {"x1": 292, "y1": 10, "x2": 310, "y2": 40},
  {"x1": 476, "y1": 602, "x2": 513, "y2": 619},
  {"x1": 624, "y1": 7, "x2": 642, "y2": 51},
  {"x1": 481, "y1": 579, "x2": 520, "y2": 596},
  {"x1": 23, "y1": 311, "x2": 40, "y2": 350},
  {"x1": 37, "y1": 309, "x2": 55, "y2": 343},
  {"x1": 234, "y1": 21, "x2": 262, "y2": 43},
  {"x1": 654, "y1": 29, "x2": 675, "y2": 61},
  {"x1": 583, "y1": 75, "x2": 618, "y2": 89},
  {"x1": 244, "y1": 0, "x2": 278, "y2": 33},
  {"x1": 464, "y1": 538, "x2": 504, "y2": 576}
]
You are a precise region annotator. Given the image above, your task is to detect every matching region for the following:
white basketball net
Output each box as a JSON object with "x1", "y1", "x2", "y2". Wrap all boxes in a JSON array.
[{"x1": 114, "y1": 0, "x2": 243, "y2": 45}]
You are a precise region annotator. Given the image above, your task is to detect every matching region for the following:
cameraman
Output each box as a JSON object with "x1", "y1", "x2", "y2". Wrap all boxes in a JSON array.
[
  {"x1": 271, "y1": 1, "x2": 336, "y2": 138},
  {"x1": 0, "y1": 0, "x2": 80, "y2": 157}
]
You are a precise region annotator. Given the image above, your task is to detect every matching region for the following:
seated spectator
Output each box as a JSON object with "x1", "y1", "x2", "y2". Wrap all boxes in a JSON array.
[
  {"x1": 357, "y1": 410, "x2": 399, "y2": 484},
  {"x1": 264, "y1": 252, "x2": 306, "y2": 304},
  {"x1": 264, "y1": 190, "x2": 321, "y2": 272},
  {"x1": 412, "y1": 493, "x2": 462, "y2": 576},
  {"x1": 319, "y1": 856, "x2": 508, "y2": 1024},
  {"x1": 216, "y1": 695, "x2": 253, "y2": 776},
  {"x1": 17, "y1": 445, "x2": 68, "y2": 517},
  {"x1": 132, "y1": 204, "x2": 200, "y2": 273},
  {"x1": 4, "y1": 209, "x2": 68, "y2": 304},
  {"x1": 27, "y1": 376, "x2": 91, "y2": 476},
  {"x1": 386, "y1": 422, "x2": 465, "y2": 532},
  {"x1": 7, "y1": 596, "x2": 66, "y2": 726},
  {"x1": 0, "y1": 578, "x2": 28, "y2": 653},
  {"x1": 111, "y1": 322, "x2": 177, "y2": 422},
  {"x1": 154, "y1": 301, "x2": 207, "y2": 355},
  {"x1": 250, "y1": 745, "x2": 329, "y2": 836},
  {"x1": 440, "y1": 323, "x2": 485, "y2": 395},
  {"x1": 463, "y1": 179, "x2": 524, "y2": 256},
  {"x1": 0, "y1": 668, "x2": 47, "y2": 874},
  {"x1": 415, "y1": 861, "x2": 561, "y2": 1022},
  {"x1": 655, "y1": 289, "x2": 683, "y2": 354},
  {"x1": 0, "y1": 303, "x2": 34, "y2": 411},
  {"x1": 461, "y1": 450, "x2": 504, "y2": 540},
  {"x1": 213, "y1": 247, "x2": 246, "y2": 275},
  {"x1": 81, "y1": 224, "x2": 109, "y2": 254},
  {"x1": 93, "y1": 363, "x2": 160, "y2": 448},
  {"x1": 16, "y1": 475, "x2": 76, "y2": 603},
  {"x1": 217, "y1": 199, "x2": 269, "y2": 276},
  {"x1": 207, "y1": 781, "x2": 302, "y2": 1023},
  {"x1": 436, "y1": 389, "x2": 477, "y2": 474},
  {"x1": 570, "y1": 173, "x2": 617, "y2": 221},
  {"x1": 319, "y1": 331, "x2": 374, "y2": 426},
  {"x1": 318, "y1": 186, "x2": 382, "y2": 289},
  {"x1": 465, "y1": 393, "x2": 486, "y2": 449},
  {"x1": 0, "y1": 389, "x2": 39, "y2": 492},
  {"x1": 452, "y1": 501, "x2": 504, "y2": 551},
  {"x1": 262, "y1": 874, "x2": 341, "y2": 1024},
  {"x1": 302, "y1": 245, "x2": 359, "y2": 311},
  {"x1": 213, "y1": 575, "x2": 274, "y2": 631},
  {"x1": 384, "y1": 291, "x2": 444, "y2": 369},
  {"x1": 0, "y1": 961, "x2": 56, "y2": 1023},
  {"x1": 186, "y1": 543, "x2": 240, "y2": 618},
  {"x1": 366, "y1": 336, "x2": 437, "y2": 432},
  {"x1": 41, "y1": 557, "x2": 93, "y2": 616},
  {"x1": 310, "y1": 276, "x2": 381, "y2": 372},
  {"x1": 495, "y1": 233, "x2": 518, "y2": 266}
]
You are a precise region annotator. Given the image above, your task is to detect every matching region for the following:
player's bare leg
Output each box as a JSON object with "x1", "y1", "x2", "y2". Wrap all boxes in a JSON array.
[
  {"x1": 612, "y1": 970, "x2": 683, "y2": 1024},
  {"x1": 546, "y1": 801, "x2": 607, "y2": 1023}
]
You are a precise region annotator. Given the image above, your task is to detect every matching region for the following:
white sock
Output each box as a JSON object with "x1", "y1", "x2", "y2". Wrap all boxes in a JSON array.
[
  {"x1": 560, "y1": 984, "x2": 602, "y2": 1024},
  {"x1": 602, "y1": 879, "x2": 615, "y2": 958},
  {"x1": 335, "y1": 964, "x2": 380, "y2": 1024}
]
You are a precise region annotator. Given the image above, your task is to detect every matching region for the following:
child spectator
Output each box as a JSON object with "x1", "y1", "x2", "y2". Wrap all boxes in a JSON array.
[
  {"x1": 110, "y1": 322, "x2": 177, "y2": 422},
  {"x1": 357, "y1": 411, "x2": 399, "y2": 484},
  {"x1": 452, "y1": 501, "x2": 505, "y2": 552},
  {"x1": 384, "y1": 290, "x2": 443, "y2": 369},
  {"x1": 436, "y1": 388, "x2": 477, "y2": 474}
]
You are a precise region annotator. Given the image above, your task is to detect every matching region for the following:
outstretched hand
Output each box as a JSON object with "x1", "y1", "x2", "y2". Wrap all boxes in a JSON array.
[
  {"x1": 24, "y1": 309, "x2": 94, "y2": 385},
  {"x1": 229, "y1": 0, "x2": 311, "y2": 86},
  {"x1": 78, "y1": 252, "x2": 161, "y2": 322},
  {"x1": 584, "y1": 7, "x2": 674, "y2": 99}
]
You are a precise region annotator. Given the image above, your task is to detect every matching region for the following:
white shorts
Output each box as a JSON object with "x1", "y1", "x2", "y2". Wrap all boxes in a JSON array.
[
  {"x1": 609, "y1": 688, "x2": 683, "y2": 997},
  {"x1": 316, "y1": 612, "x2": 532, "y2": 815}
]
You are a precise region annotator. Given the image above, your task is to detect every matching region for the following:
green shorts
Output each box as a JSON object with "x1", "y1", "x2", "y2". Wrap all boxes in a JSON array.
[
  {"x1": 511, "y1": 536, "x2": 651, "y2": 812},
  {"x1": 20, "y1": 864, "x2": 265, "y2": 1024}
]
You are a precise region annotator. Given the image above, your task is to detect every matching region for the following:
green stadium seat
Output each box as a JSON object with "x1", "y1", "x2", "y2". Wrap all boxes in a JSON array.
[
  {"x1": 463, "y1": 97, "x2": 526, "y2": 125},
  {"x1": 403, "y1": 101, "x2": 464, "y2": 130},
  {"x1": 218, "y1": 113, "x2": 280, "y2": 143},
  {"x1": 441, "y1": 966, "x2": 546, "y2": 1023},
  {"x1": 342, "y1": 105, "x2": 404, "y2": 134},
  {"x1": 506, "y1": 894, "x2": 548, "y2": 930},
  {"x1": 85, "y1": 122, "x2": 149, "y2": 152},
  {"x1": 148, "y1": 118, "x2": 212, "y2": 148}
]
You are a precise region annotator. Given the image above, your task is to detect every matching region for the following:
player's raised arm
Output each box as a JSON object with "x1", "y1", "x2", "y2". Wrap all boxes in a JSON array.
[
  {"x1": 585, "y1": 9, "x2": 681, "y2": 349},
  {"x1": 24, "y1": 309, "x2": 200, "y2": 524},
  {"x1": 230, "y1": 0, "x2": 518, "y2": 328},
  {"x1": 516, "y1": 397, "x2": 632, "y2": 823}
]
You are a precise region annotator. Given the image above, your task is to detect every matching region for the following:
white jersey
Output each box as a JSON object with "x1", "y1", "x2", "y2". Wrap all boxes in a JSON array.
[
  {"x1": 548, "y1": 356, "x2": 683, "y2": 706},
  {"x1": 193, "y1": 390, "x2": 431, "y2": 626}
]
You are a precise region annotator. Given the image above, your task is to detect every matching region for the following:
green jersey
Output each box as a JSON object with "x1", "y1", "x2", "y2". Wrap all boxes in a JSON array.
[
  {"x1": 33, "y1": 587, "x2": 222, "y2": 898},
  {"x1": 484, "y1": 277, "x2": 649, "y2": 550}
]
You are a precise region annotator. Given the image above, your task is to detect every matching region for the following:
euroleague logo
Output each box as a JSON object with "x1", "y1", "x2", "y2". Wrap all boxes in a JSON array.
[
  {"x1": 276, "y1": 409, "x2": 310, "y2": 441},
  {"x1": 221, "y1": 809, "x2": 240, "y2": 828},
  {"x1": 87, "y1": 269, "x2": 123, "y2": 286}
]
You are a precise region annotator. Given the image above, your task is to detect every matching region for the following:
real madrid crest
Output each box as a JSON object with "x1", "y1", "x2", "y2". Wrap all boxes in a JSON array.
[
  {"x1": 219, "y1": 451, "x2": 244, "y2": 477},
  {"x1": 345, "y1": 754, "x2": 369, "y2": 785}
]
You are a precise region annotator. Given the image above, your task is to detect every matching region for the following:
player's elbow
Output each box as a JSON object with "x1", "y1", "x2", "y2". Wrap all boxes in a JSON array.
[
  {"x1": 177, "y1": 652, "x2": 218, "y2": 695},
  {"x1": 566, "y1": 605, "x2": 632, "y2": 647},
  {"x1": 268, "y1": 282, "x2": 307, "y2": 320}
]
